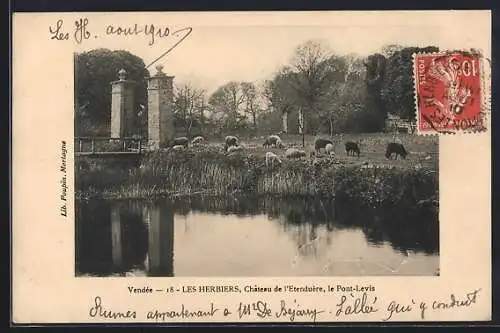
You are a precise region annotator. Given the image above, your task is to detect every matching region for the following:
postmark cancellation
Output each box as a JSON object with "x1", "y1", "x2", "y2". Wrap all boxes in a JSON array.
[{"x1": 413, "y1": 50, "x2": 490, "y2": 135}]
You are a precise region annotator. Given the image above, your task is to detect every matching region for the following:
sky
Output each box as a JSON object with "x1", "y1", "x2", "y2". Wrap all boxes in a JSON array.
[{"x1": 74, "y1": 11, "x2": 491, "y2": 94}]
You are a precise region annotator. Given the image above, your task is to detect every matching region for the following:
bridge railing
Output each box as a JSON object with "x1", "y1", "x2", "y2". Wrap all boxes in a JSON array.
[{"x1": 75, "y1": 137, "x2": 148, "y2": 154}]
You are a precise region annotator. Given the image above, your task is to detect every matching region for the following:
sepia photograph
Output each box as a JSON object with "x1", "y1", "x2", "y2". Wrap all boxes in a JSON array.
[
  {"x1": 74, "y1": 24, "x2": 442, "y2": 278},
  {"x1": 12, "y1": 10, "x2": 492, "y2": 324}
]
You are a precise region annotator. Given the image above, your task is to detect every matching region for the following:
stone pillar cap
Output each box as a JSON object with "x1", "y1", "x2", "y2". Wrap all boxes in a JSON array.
[
  {"x1": 111, "y1": 68, "x2": 135, "y2": 85},
  {"x1": 151, "y1": 64, "x2": 168, "y2": 77},
  {"x1": 118, "y1": 68, "x2": 127, "y2": 80},
  {"x1": 147, "y1": 64, "x2": 175, "y2": 82}
]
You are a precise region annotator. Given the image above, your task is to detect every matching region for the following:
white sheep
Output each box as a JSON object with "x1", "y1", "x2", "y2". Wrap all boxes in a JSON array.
[
  {"x1": 227, "y1": 145, "x2": 244, "y2": 153},
  {"x1": 265, "y1": 151, "x2": 282, "y2": 168},
  {"x1": 325, "y1": 143, "x2": 336, "y2": 156},
  {"x1": 285, "y1": 148, "x2": 307, "y2": 159},
  {"x1": 191, "y1": 136, "x2": 205, "y2": 145},
  {"x1": 224, "y1": 135, "x2": 239, "y2": 151},
  {"x1": 172, "y1": 136, "x2": 189, "y2": 148},
  {"x1": 172, "y1": 145, "x2": 185, "y2": 151},
  {"x1": 263, "y1": 135, "x2": 285, "y2": 148}
]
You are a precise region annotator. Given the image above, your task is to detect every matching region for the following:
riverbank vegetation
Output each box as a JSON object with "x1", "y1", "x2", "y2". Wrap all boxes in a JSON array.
[{"x1": 76, "y1": 139, "x2": 438, "y2": 213}]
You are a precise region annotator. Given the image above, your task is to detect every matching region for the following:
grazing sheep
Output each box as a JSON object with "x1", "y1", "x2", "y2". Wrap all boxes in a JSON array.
[
  {"x1": 265, "y1": 151, "x2": 282, "y2": 168},
  {"x1": 285, "y1": 148, "x2": 307, "y2": 159},
  {"x1": 224, "y1": 135, "x2": 239, "y2": 151},
  {"x1": 191, "y1": 136, "x2": 205, "y2": 145},
  {"x1": 345, "y1": 141, "x2": 360, "y2": 157},
  {"x1": 385, "y1": 142, "x2": 408, "y2": 160},
  {"x1": 172, "y1": 145, "x2": 185, "y2": 151},
  {"x1": 263, "y1": 135, "x2": 285, "y2": 148},
  {"x1": 172, "y1": 136, "x2": 189, "y2": 148},
  {"x1": 325, "y1": 143, "x2": 336, "y2": 156},
  {"x1": 314, "y1": 138, "x2": 333, "y2": 153},
  {"x1": 227, "y1": 145, "x2": 244, "y2": 153}
]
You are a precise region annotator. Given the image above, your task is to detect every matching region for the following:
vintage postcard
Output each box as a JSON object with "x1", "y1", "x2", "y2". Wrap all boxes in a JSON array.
[{"x1": 12, "y1": 10, "x2": 491, "y2": 324}]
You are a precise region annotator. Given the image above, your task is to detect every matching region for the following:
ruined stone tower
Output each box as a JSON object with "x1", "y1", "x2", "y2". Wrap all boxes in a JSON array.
[
  {"x1": 110, "y1": 69, "x2": 136, "y2": 138},
  {"x1": 147, "y1": 65, "x2": 175, "y2": 150}
]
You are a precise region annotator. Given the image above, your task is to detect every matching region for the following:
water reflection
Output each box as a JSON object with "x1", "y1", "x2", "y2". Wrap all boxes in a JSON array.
[
  {"x1": 76, "y1": 200, "x2": 172, "y2": 277},
  {"x1": 75, "y1": 195, "x2": 439, "y2": 277},
  {"x1": 145, "y1": 202, "x2": 174, "y2": 277}
]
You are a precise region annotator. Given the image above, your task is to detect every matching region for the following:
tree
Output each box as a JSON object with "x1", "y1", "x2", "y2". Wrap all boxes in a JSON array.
[
  {"x1": 363, "y1": 53, "x2": 388, "y2": 132},
  {"x1": 380, "y1": 44, "x2": 404, "y2": 58},
  {"x1": 264, "y1": 67, "x2": 299, "y2": 134},
  {"x1": 340, "y1": 78, "x2": 369, "y2": 133},
  {"x1": 173, "y1": 83, "x2": 206, "y2": 138},
  {"x1": 256, "y1": 108, "x2": 283, "y2": 134},
  {"x1": 314, "y1": 55, "x2": 352, "y2": 135},
  {"x1": 321, "y1": 55, "x2": 366, "y2": 135},
  {"x1": 343, "y1": 54, "x2": 366, "y2": 82},
  {"x1": 74, "y1": 48, "x2": 149, "y2": 136},
  {"x1": 208, "y1": 81, "x2": 248, "y2": 134},
  {"x1": 381, "y1": 46, "x2": 439, "y2": 122},
  {"x1": 287, "y1": 40, "x2": 341, "y2": 146},
  {"x1": 266, "y1": 43, "x2": 352, "y2": 138},
  {"x1": 241, "y1": 82, "x2": 266, "y2": 135}
]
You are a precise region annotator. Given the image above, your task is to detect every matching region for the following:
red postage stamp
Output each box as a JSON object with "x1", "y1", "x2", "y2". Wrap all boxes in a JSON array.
[{"x1": 413, "y1": 52, "x2": 487, "y2": 134}]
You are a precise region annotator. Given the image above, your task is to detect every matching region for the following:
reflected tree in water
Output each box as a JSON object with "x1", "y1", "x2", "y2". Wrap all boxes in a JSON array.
[
  {"x1": 76, "y1": 200, "x2": 173, "y2": 277},
  {"x1": 76, "y1": 200, "x2": 148, "y2": 276},
  {"x1": 76, "y1": 194, "x2": 438, "y2": 277}
]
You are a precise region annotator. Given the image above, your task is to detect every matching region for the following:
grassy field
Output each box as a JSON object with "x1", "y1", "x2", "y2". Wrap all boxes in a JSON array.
[
  {"x1": 76, "y1": 132, "x2": 438, "y2": 204},
  {"x1": 205, "y1": 133, "x2": 439, "y2": 169}
]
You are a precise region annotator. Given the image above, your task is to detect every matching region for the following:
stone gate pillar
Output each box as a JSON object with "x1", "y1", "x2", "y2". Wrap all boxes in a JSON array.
[
  {"x1": 110, "y1": 69, "x2": 136, "y2": 138},
  {"x1": 145, "y1": 203, "x2": 174, "y2": 277},
  {"x1": 147, "y1": 65, "x2": 175, "y2": 150},
  {"x1": 110, "y1": 204, "x2": 122, "y2": 268}
]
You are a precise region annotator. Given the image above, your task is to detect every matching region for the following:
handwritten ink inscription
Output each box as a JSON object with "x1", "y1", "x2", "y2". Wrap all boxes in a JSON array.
[
  {"x1": 275, "y1": 300, "x2": 324, "y2": 322},
  {"x1": 87, "y1": 288, "x2": 483, "y2": 322},
  {"x1": 383, "y1": 299, "x2": 415, "y2": 321},
  {"x1": 74, "y1": 18, "x2": 91, "y2": 44},
  {"x1": 48, "y1": 18, "x2": 192, "y2": 68},
  {"x1": 335, "y1": 292, "x2": 379, "y2": 316},
  {"x1": 104, "y1": 24, "x2": 192, "y2": 47},
  {"x1": 48, "y1": 18, "x2": 192, "y2": 47},
  {"x1": 89, "y1": 296, "x2": 137, "y2": 320},
  {"x1": 49, "y1": 20, "x2": 69, "y2": 40},
  {"x1": 49, "y1": 19, "x2": 92, "y2": 43},
  {"x1": 146, "y1": 303, "x2": 219, "y2": 321}
]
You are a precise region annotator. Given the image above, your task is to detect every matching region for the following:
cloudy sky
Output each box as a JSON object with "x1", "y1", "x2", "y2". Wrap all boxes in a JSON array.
[{"x1": 74, "y1": 11, "x2": 491, "y2": 93}]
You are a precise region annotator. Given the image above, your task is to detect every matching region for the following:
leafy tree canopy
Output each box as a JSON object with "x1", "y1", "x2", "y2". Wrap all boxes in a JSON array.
[
  {"x1": 75, "y1": 48, "x2": 149, "y2": 135},
  {"x1": 380, "y1": 46, "x2": 439, "y2": 121}
]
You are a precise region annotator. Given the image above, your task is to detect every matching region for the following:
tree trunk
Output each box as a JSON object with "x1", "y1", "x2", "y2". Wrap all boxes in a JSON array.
[
  {"x1": 298, "y1": 108, "x2": 304, "y2": 135},
  {"x1": 297, "y1": 107, "x2": 305, "y2": 147},
  {"x1": 186, "y1": 123, "x2": 191, "y2": 139},
  {"x1": 329, "y1": 116, "x2": 334, "y2": 137},
  {"x1": 252, "y1": 112, "x2": 257, "y2": 136},
  {"x1": 282, "y1": 111, "x2": 288, "y2": 134},
  {"x1": 186, "y1": 115, "x2": 193, "y2": 139},
  {"x1": 302, "y1": 124, "x2": 305, "y2": 148},
  {"x1": 200, "y1": 102, "x2": 205, "y2": 134}
]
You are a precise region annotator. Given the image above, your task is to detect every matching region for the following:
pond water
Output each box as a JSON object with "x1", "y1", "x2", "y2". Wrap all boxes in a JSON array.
[{"x1": 75, "y1": 196, "x2": 439, "y2": 277}]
